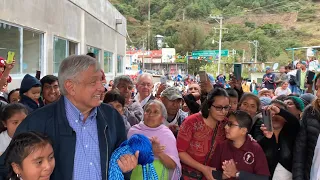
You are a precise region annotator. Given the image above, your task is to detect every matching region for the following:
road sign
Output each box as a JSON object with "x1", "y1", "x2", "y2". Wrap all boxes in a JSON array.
[{"x1": 192, "y1": 50, "x2": 229, "y2": 57}]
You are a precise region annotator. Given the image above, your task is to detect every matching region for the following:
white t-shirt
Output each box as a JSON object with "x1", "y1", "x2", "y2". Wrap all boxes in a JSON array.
[
  {"x1": 287, "y1": 69, "x2": 297, "y2": 77},
  {"x1": 275, "y1": 87, "x2": 291, "y2": 96},
  {"x1": 0, "y1": 131, "x2": 11, "y2": 154},
  {"x1": 272, "y1": 163, "x2": 292, "y2": 180},
  {"x1": 310, "y1": 135, "x2": 320, "y2": 180}
]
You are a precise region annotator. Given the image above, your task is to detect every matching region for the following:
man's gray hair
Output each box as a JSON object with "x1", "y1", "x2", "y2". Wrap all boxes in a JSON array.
[
  {"x1": 144, "y1": 100, "x2": 168, "y2": 121},
  {"x1": 113, "y1": 75, "x2": 133, "y2": 88},
  {"x1": 58, "y1": 55, "x2": 101, "y2": 95},
  {"x1": 137, "y1": 73, "x2": 153, "y2": 84}
]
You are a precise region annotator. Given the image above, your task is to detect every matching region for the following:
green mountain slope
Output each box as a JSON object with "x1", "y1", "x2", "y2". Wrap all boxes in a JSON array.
[{"x1": 110, "y1": 0, "x2": 320, "y2": 65}]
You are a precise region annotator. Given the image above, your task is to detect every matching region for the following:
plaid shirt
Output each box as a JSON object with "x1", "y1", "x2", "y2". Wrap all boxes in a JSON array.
[{"x1": 64, "y1": 97, "x2": 101, "y2": 180}]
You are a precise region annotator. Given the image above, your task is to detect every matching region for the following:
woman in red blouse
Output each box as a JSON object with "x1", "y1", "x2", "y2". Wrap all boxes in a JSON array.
[{"x1": 177, "y1": 88, "x2": 229, "y2": 180}]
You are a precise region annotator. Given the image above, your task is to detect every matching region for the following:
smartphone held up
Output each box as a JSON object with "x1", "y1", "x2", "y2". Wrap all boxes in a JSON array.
[
  {"x1": 262, "y1": 109, "x2": 272, "y2": 132},
  {"x1": 6, "y1": 51, "x2": 15, "y2": 64},
  {"x1": 198, "y1": 71, "x2": 207, "y2": 82}
]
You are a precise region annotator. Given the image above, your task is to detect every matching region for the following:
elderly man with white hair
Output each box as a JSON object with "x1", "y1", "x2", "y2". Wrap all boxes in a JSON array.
[
  {"x1": 135, "y1": 73, "x2": 155, "y2": 108},
  {"x1": 0, "y1": 55, "x2": 138, "y2": 180}
]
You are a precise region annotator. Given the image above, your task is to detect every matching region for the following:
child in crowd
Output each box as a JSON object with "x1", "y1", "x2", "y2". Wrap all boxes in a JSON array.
[
  {"x1": 211, "y1": 110, "x2": 270, "y2": 180},
  {"x1": 8, "y1": 88, "x2": 20, "y2": 103},
  {"x1": 19, "y1": 74, "x2": 44, "y2": 113},
  {"x1": 274, "y1": 81, "x2": 291, "y2": 96},
  {"x1": 226, "y1": 88, "x2": 239, "y2": 112},
  {"x1": 103, "y1": 90, "x2": 131, "y2": 134},
  {"x1": 5, "y1": 131, "x2": 55, "y2": 180},
  {"x1": 0, "y1": 103, "x2": 28, "y2": 155}
]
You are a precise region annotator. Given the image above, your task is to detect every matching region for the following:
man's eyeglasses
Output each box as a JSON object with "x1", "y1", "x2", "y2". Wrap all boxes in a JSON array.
[
  {"x1": 211, "y1": 105, "x2": 231, "y2": 112},
  {"x1": 226, "y1": 121, "x2": 241, "y2": 128},
  {"x1": 140, "y1": 83, "x2": 153, "y2": 88}
]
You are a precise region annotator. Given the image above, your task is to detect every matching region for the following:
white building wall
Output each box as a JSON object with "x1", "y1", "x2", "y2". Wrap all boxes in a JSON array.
[{"x1": 0, "y1": 0, "x2": 127, "y2": 90}]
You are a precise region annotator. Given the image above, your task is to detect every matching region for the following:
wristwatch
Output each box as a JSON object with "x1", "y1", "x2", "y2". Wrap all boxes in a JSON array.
[{"x1": 235, "y1": 172, "x2": 240, "y2": 179}]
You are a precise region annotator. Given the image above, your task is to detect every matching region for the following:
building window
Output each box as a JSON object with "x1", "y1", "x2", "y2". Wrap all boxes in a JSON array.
[
  {"x1": 87, "y1": 46, "x2": 100, "y2": 62},
  {"x1": 104, "y1": 51, "x2": 113, "y2": 73},
  {"x1": 0, "y1": 21, "x2": 43, "y2": 74},
  {"x1": 117, "y1": 55, "x2": 123, "y2": 73},
  {"x1": 53, "y1": 37, "x2": 78, "y2": 73},
  {"x1": 23, "y1": 29, "x2": 43, "y2": 74}
]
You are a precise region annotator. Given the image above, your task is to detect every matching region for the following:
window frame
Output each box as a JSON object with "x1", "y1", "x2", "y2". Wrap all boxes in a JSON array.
[
  {"x1": 104, "y1": 50, "x2": 113, "y2": 74},
  {"x1": 117, "y1": 55, "x2": 124, "y2": 74},
  {"x1": 87, "y1": 45, "x2": 101, "y2": 62},
  {"x1": 0, "y1": 20, "x2": 44, "y2": 76},
  {"x1": 53, "y1": 36, "x2": 79, "y2": 73}
]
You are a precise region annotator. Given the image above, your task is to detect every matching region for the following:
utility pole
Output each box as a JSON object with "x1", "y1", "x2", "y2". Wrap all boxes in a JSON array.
[
  {"x1": 210, "y1": 15, "x2": 228, "y2": 75},
  {"x1": 249, "y1": 40, "x2": 259, "y2": 63},
  {"x1": 142, "y1": 39, "x2": 145, "y2": 70},
  {"x1": 148, "y1": 0, "x2": 151, "y2": 51},
  {"x1": 242, "y1": 49, "x2": 245, "y2": 63},
  {"x1": 186, "y1": 52, "x2": 189, "y2": 75}
]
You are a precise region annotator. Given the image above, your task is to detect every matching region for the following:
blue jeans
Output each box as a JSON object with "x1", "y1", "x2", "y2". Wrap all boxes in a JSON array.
[{"x1": 289, "y1": 85, "x2": 301, "y2": 95}]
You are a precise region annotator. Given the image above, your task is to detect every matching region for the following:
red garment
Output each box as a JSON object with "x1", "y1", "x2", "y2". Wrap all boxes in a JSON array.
[
  {"x1": 211, "y1": 135, "x2": 270, "y2": 179},
  {"x1": 177, "y1": 113, "x2": 226, "y2": 180},
  {"x1": 0, "y1": 72, "x2": 12, "y2": 83}
]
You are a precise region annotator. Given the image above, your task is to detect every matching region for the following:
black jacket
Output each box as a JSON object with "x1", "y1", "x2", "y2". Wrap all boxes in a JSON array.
[
  {"x1": 295, "y1": 69, "x2": 310, "y2": 89},
  {"x1": 293, "y1": 105, "x2": 320, "y2": 180},
  {"x1": 0, "y1": 96, "x2": 128, "y2": 180},
  {"x1": 19, "y1": 95, "x2": 44, "y2": 113},
  {"x1": 250, "y1": 113, "x2": 264, "y2": 142},
  {"x1": 259, "y1": 109, "x2": 300, "y2": 179}
]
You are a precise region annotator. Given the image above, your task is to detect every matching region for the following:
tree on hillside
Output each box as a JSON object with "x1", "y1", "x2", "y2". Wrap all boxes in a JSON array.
[{"x1": 174, "y1": 22, "x2": 206, "y2": 54}]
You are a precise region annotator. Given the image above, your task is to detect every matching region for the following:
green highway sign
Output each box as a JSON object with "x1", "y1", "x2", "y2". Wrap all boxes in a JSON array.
[{"x1": 192, "y1": 50, "x2": 229, "y2": 57}]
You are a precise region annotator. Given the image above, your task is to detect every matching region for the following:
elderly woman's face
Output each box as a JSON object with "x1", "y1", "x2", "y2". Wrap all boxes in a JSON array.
[
  {"x1": 144, "y1": 103, "x2": 164, "y2": 128},
  {"x1": 71, "y1": 65, "x2": 105, "y2": 110}
]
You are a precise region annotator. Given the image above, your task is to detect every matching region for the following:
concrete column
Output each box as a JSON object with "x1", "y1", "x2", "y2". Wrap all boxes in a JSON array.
[
  {"x1": 80, "y1": 11, "x2": 86, "y2": 54},
  {"x1": 46, "y1": 33, "x2": 54, "y2": 74}
]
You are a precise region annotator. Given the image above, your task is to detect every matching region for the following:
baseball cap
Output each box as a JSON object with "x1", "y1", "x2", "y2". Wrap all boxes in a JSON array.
[
  {"x1": 301, "y1": 61, "x2": 307, "y2": 66},
  {"x1": 266, "y1": 66, "x2": 271, "y2": 71},
  {"x1": 160, "y1": 87, "x2": 182, "y2": 101}
]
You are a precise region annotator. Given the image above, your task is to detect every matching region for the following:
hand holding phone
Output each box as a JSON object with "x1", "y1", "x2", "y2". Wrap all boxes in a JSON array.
[
  {"x1": 262, "y1": 109, "x2": 272, "y2": 132},
  {"x1": 233, "y1": 64, "x2": 242, "y2": 81},
  {"x1": 160, "y1": 76, "x2": 167, "y2": 84},
  {"x1": 199, "y1": 71, "x2": 207, "y2": 82},
  {"x1": 36, "y1": 70, "x2": 41, "y2": 80},
  {"x1": 6, "y1": 51, "x2": 15, "y2": 64}
]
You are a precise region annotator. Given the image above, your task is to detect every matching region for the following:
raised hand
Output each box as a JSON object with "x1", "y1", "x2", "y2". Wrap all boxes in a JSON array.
[
  {"x1": 260, "y1": 124, "x2": 273, "y2": 138},
  {"x1": 150, "y1": 137, "x2": 165, "y2": 157},
  {"x1": 5, "y1": 60, "x2": 15, "y2": 70},
  {"x1": 267, "y1": 105, "x2": 280, "y2": 117}
]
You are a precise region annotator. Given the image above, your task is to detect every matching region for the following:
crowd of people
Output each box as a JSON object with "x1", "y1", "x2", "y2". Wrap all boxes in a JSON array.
[{"x1": 0, "y1": 54, "x2": 319, "y2": 180}]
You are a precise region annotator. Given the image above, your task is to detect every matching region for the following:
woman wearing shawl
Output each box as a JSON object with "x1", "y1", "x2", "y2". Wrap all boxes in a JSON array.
[{"x1": 128, "y1": 100, "x2": 181, "y2": 180}]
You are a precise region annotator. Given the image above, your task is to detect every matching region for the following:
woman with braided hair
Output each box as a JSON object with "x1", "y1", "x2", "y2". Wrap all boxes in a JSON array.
[{"x1": 4, "y1": 131, "x2": 55, "y2": 180}]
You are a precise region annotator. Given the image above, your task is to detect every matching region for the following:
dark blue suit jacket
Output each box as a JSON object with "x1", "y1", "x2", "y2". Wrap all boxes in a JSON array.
[{"x1": 0, "y1": 96, "x2": 128, "y2": 180}]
